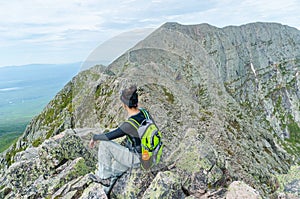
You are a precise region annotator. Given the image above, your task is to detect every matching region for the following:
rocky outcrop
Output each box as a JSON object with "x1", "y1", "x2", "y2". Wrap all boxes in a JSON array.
[
  {"x1": 0, "y1": 129, "x2": 97, "y2": 198},
  {"x1": 226, "y1": 181, "x2": 261, "y2": 199},
  {"x1": 127, "y1": 22, "x2": 300, "y2": 161},
  {"x1": 0, "y1": 22, "x2": 300, "y2": 198}
]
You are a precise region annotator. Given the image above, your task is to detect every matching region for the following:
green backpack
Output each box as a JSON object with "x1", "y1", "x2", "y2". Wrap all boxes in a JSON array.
[{"x1": 127, "y1": 108, "x2": 163, "y2": 170}]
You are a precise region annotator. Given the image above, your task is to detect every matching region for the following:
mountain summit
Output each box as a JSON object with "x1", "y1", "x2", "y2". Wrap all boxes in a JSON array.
[{"x1": 1, "y1": 22, "x2": 299, "y2": 198}]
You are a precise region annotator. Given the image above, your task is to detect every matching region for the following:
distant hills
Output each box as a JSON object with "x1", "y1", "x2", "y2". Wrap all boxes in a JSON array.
[{"x1": 0, "y1": 63, "x2": 81, "y2": 152}]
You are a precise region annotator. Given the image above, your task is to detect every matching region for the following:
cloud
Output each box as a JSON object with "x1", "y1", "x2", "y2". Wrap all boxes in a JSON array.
[
  {"x1": 242, "y1": 0, "x2": 300, "y2": 29},
  {"x1": 81, "y1": 28, "x2": 154, "y2": 69},
  {"x1": 0, "y1": 1, "x2": 104, "y2": 41},
  {"x1": 209, "y1": 0, "x2": 300, "y2": 28},
  {"x1": 0, "y1": 0, "x2": 299, "y2": 66}
]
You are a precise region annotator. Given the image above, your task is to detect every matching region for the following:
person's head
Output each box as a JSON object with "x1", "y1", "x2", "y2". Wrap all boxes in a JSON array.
[{"x1": 120, "y1": 85, "x2": 138, "y2": 110}]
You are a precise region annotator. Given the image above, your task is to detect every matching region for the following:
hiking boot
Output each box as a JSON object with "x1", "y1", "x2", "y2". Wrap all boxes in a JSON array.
[
  {"x1": 88, "y1": 173, "x2": 110, "y2": 187},
  {"x1": 103, "y1": 176, "x2": 118, "y2": 196}
]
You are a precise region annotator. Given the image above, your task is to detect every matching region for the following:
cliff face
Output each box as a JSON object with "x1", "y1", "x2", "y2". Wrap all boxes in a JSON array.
[
  {"x1": 0, "y1": 22, "x2": 300, "y2": 198},
  {"x1": 125, "y1": 22, "x2": 300, "y2": 147}
]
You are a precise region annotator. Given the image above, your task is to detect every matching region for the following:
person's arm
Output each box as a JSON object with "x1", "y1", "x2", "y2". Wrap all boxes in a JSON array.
[
  {"x1": 89, "y1": 123, "x2": 128, "y2": 148},
  {"x1": 93, "y1": 127, "x2": 125, "y2": 141}
]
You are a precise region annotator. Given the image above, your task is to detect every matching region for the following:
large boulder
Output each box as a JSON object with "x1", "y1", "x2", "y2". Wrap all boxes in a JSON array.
[
  {"x1": 142, "y1": 171, "x2": 185, "y2": 199},
  {"x1": 226, "y1": 181, "x2": 261, "y2": 199},
  {"x1": 0, "y1": 130, "x2": 97, "y2": 198}
]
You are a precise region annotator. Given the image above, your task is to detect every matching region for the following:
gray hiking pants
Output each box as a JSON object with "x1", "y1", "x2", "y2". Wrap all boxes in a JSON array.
[{"x1": 96, "y1": 141, "x2": 140, "y2": 179}]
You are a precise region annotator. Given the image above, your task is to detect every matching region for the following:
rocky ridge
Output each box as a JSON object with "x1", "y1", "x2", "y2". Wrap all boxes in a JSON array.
[{"x1": 0, "y1": 22, "x2": 300, "y2": 198}]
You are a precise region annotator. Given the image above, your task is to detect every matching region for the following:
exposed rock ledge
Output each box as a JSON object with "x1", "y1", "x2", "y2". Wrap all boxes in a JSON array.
[
  {"x1": 0, "y1": 129, "x2": 257, "y2": 198},
  {"x1": 1, "y1": 129, "x2": 298, "y2": 198}
]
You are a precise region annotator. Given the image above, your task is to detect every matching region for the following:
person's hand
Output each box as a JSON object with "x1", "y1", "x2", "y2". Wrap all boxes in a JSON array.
[{"x1": 89, "y1": 139, "x2": 96, "y2": 148}]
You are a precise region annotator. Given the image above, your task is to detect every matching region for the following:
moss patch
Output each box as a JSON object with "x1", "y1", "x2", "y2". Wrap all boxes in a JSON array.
[
  {"x1": 176, "y1": 146, "x2": 213, "y2": 173},
  {"x1": 280, "y1": 115, "x2": 300, "y2": 163},
  {"x1": 162, "y1": 87, "x2": 175, "y2": 104},
  {"x1": 287, "y1": 117, "x2": 300, "y2": 146},
  {"x1": 53, "y1": 158, "x2": 90, "y2": 192},
  {"x1": 32, "y1": 137, "x2": 43, "y2": 147}
]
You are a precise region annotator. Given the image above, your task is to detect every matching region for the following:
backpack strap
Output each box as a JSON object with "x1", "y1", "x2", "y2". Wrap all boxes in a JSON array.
[
  {"x1": 127, "y1": 118, "x2": 140, "y2": 130},
  {"x1": 125, "y1": 118, "x2": 140, "y2": 150},
  {"x1": 126, "y1": 108, "x2": 155, "y2": 140},
  {"x1": 127, "y1": 108, "x2": 149, "y2": 129},
  {"x1": 139, "y1": 108, "x2": 150, "y2": 120}
]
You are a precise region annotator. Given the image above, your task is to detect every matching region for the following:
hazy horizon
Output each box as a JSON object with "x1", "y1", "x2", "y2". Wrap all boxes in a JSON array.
[{"x1": 0, "y1": 63, "x2": 81, "y2": 136}]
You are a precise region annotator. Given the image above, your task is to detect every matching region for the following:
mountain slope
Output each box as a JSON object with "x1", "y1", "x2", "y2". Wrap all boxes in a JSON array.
[
  {"x1": 1, "y1": 22, "x2": 299, "y2": 198},
  {"x1": 109, "y1": 21, "x2": 300, "y2": 160}
]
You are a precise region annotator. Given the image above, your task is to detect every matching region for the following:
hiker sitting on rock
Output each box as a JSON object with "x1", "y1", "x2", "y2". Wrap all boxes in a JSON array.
[{"x1": 89, "y1": 85, "x2": 151, "y2": 194}]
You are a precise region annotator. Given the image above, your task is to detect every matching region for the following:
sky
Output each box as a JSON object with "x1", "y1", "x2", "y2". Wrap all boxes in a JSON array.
[{"x1": 0, "y1": 0, "x2": 299, "y2": 67}]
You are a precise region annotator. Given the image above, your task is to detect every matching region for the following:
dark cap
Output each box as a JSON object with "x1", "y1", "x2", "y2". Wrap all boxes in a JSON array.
[{"x1": 120, "y1": 85, "x2": 138, "y2": 108}]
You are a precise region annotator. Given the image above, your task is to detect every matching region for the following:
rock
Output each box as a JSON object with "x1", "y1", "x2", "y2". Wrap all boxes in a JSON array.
[
  {"x1": 142, "y1": 171, "x2": 185, "y2": 199},
  {"x1": 63, "y1": 190, "x2": 78, "y2": 199},
  {"x1": 36, "y1": 157, "x2": 90, "y2": 196},
  {"x1": 184, "y1": 196, "x2": 197, "y2": 199},
  {"x1": 277, "y1": 166, "x2": 300, "y2": 197},
  {"x1": 182, "y1": 171, "x2": 208, "y2": 198},
  {"x1": 0, "y1": 130, "x2": 97, "y2": 198},
  {"x1": 79, "y1": 183, "x2": 107, "y2": 199},
  {"x1": 52, "y1": 173, "x2": 95, "y2": 198},
  {"x1": 111, "y1": 168, "x2": 156, "y2": 198},
  {"x1": 6, "y1": 159, "x2": 42, "y2": 189},
  {"x1": 207, "y1": 165, "x2": 224, "y2": 186},
  {"x1": 284, "y1": 180, "x2": 300, "y2": 196},
  {"x1": 226, "y1": 181, "x2": 261, "y2": 199},
  {"x1": 14, "y1": 147, "x2": 38, "y2": 162}
]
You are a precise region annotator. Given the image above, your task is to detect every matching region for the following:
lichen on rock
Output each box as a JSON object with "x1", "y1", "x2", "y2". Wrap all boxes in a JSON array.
[
  {"x1": 0, "y1": 130, "x2": 97, "y2": 198},
  {"x1": 142, "y1": 171, "x2": 185, "y2": 199}
]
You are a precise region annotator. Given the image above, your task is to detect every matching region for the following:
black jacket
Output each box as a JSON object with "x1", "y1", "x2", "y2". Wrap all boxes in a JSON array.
[{"x1": 93, "y1": 110, "x2": 152, "y2": 153}]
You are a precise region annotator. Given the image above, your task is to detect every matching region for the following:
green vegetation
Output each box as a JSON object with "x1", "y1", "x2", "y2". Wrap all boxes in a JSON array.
[
  {"x1": 162, "y1": 86, "x2": 175, "y2": 104},
  {"x1": 277, "y1": 115, "x2": 300, "y2": 164},
  {"x1": 286, "y1": 115, "x2": 300, "y2": 155},
  {"x1": 0, "y1": 120, "x2": 28, "y2": 137},
  {"x1": 95, "y1": 83, "x2": 114, "y2": 99},
  {"x1": 32, "y1": 137, "x2": 43, "y2": 147},
  {"x1": 34, "y1": 85, "x2": 74, "y2": 145},
  {"x1": 0, "y1": 132, "x2": 22, "y2": 153},
  {"x1": 287, "y1": 121, "x2": 300, "y2": 144},
  {"x1": 0, "y1": 121, "x2": 28, "y2": 153},
  {"x1": 5, "y1": 142, "x2": 26, "y2": 166},
  {"x1": 46, "y1": 129, "x2": 54, "y2": 140}
]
